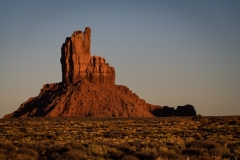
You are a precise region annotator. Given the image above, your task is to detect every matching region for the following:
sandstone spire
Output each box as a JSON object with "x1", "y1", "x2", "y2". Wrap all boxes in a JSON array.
[
  {"x1": 61, "y1": 27, "x2": 115, "y2": 85},
  {"x1": 3, "y1": 27, "x2": 161, "y2": 118}
]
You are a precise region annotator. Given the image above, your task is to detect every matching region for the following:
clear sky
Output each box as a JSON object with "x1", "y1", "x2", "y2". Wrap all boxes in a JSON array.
[{"x1": 0, "y1": 0, "x2": 240, "y2": 118}]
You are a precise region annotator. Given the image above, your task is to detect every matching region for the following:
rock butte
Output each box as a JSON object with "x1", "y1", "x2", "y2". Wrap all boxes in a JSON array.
[{"x1": 4, "y1": 27, "x2": 161, "y2": 118}]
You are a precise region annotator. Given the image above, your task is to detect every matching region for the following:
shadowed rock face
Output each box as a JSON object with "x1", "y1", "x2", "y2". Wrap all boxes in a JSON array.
[
  {"x1": 4, "y1": 27, "x2": 161, "y2": 118},
  {"x1": 175, "y1": 105, "x2": 196, "y2": 116},
  {"x1": 152, "y1": 105, "x2": 196, "y2": 117}
]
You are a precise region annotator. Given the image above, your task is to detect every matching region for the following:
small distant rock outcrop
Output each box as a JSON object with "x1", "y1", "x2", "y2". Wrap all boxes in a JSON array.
[
  {"x1": 152, "y1": 104, "x2": 196, "y2": 117},
  {"x1": 175, "y1": 105, "x2": 196, "y2": 116},
  {"x1": 4, "y1": 27, "x2": 161, "y2": 118}
]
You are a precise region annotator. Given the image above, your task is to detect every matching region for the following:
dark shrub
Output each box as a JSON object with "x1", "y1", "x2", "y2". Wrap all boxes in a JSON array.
[
  {"x1": 62, "y1": 149, "x2": 87, "y2": 160},
  {"x1": 17, "y1": 148, "x2": 38, "y2": 157},
  {"x1": 31, "y1": 142, "x2": 47, "y2": 155},
  {"x1": 158, "y1": 149, "x2": 184, "y2": 160},
  {"x1": 184, "y1": 140, "x2": 232, "y2": 158},
  {"x1": 135, "y1": 151, "x2": 157, "y2": 160},
  {"x1": 0, "y1": 143, "x2": 16, "y2": 152},
  {"x1": 65, "y1": 142, "x2": 85, "y2": 151},
  {"x1": 192, "y1": 114, "x2": 202, "y2": 121},
  {"x1": 210, "y1": 147, "x2": 231, "y2": 158},
  {"x1": 128, "y1": 141, "x2": 143, "y2": 150},
  {"x1": 228, "y1": 120, "x2": 237, "y2": 125},
  {"x1": 168, "y1": 146, "x2": 182, "y2": 154},
  {"x1": 147, "y1": 141, "x2": 162, "y2": 148},
  {"x1": 117, "y1": 143, "x2": 136, "y2": 154},
  {"x1": 46, "y1": 144, "x2": 70, "y2": 158},
  {"x1": 197, "y1": 155, "x2": 214, "y2": 160},
  {"x1": 48, "y1": 152, "x2": 62, "y2": 160},
  {"x1": 186, "y1": 140, "x2": 219, "y2": 149},
  {"x1": 121, "y1": 155, "x2": 139, "y2": 160},
  {"x1": 227, "y1": 142, "x2": 240, "y2": 152},
  {"x1": 182, "y1": 148, "x2": 201, "y2": 156}
]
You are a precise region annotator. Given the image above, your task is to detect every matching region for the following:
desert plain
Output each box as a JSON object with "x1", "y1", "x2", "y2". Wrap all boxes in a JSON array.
[{"x1": 0, "y1": 116, "x2": 240, "y2": 160}]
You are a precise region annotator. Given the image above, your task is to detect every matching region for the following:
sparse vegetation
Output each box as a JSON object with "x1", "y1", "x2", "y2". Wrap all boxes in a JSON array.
[
  {"x1": 192, "y1": 114, "x2": 202, "y2": 121},
  {"x1": 0, "y1": 116, "x2": 239, "y2": 159}
]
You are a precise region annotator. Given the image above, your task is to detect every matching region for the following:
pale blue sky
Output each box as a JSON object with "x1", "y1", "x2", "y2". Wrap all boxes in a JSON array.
[{"x1": 0, "y1": 0, "x2": 240, "y2": 118}]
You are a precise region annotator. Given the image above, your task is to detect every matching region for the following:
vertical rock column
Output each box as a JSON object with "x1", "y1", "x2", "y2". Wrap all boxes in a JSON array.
[
  {"x1": 61, "y1": 37, "x2": 71, "y2": 84},
  {"x1": 79, "y1": 27, "x2": 91, "y2": 79},
  {"x1": 61, "y1": 27, "x2": 115, "y2": 85},
  {"x1": 71, "y1": 30, "x2": 84, "y2": 83},
  {"x1": 84, "y1": 27, "x2": 91, "y2": 55},
  {"x1": 61, "y1": 27, "x2": 91, "y2": 84}
]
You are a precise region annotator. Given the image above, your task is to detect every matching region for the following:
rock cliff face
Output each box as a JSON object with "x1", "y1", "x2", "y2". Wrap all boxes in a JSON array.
[
  {"x1": 61, "y1": 27, "x2": 115, "y2": 85},
  {"x1": 4, "y1": 27, "x2": 161, "y2": 118}
]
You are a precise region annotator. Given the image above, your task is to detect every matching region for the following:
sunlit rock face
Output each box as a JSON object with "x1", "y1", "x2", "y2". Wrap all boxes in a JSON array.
[{"x1": 61, "y1": 27, "x2": 115, "y2": 85}]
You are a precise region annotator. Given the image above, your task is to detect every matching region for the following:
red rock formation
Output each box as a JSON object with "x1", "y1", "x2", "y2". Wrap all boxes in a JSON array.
[
  {"x1": 3, "y1": 27, "x2": 161, "y2": 118},
  {"x1": 61, "y1": 27, "x2": 115, "y2": 85},
  {"x1": 4, "y1": 80, "x2": 160, "y2": 118}
]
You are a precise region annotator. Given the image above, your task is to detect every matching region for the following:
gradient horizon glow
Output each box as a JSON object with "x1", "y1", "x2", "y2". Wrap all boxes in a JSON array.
[{"x1": 0, "y1": 0, "x2": 240, "y2": 118}]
